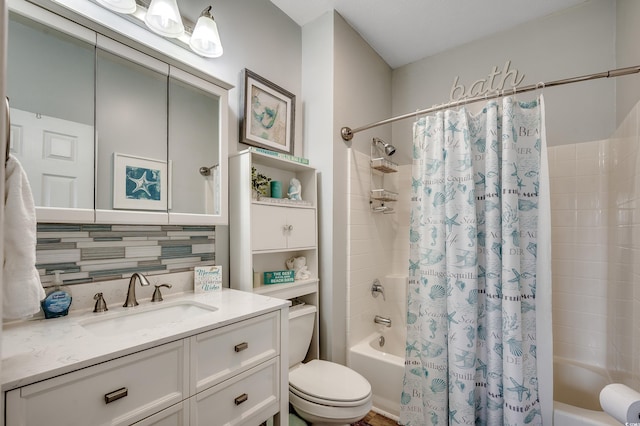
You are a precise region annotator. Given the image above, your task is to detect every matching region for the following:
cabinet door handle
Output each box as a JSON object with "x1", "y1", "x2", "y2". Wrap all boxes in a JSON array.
[
  {"x1": 283, "y1": 224, "x2": 293, "y2": 232},
  {"x1": 234, "y1": 393, "x2": 248, "y2": 405},
  {"x1": 104, "y1": 387, "x2": 128, "y2": 404},
  {"x1": 234, "y1": 342, "x2": 249, "y2": 352}
]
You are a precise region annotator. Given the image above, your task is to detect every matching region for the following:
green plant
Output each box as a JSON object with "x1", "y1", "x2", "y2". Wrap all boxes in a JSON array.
[{"x1": 251, "y1": 166, "x2": 271, "y2": 197}]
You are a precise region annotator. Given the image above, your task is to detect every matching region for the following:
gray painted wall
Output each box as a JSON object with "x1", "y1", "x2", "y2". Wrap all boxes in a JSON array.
[
  {"x1": 391, "y1": 0, "x2": 616, "y2": 165},
  {"x1": 304, "y1": 11, "x2": 392, "y2": 363},
  {"x1": 175, "y1": 0, "x2": 302, "y2": 158}
]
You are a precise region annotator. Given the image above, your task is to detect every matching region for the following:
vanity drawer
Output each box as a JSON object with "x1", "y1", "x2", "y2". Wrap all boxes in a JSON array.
[
  {"x1": 5, "y1": 340, "x2": 188, "y2": 426},
  {"x1": 190, "y1": 311, "x2": 279, "y2": 393},
  {"x1": 190, "y1": 357, "x2": 279, "y2": 426}
]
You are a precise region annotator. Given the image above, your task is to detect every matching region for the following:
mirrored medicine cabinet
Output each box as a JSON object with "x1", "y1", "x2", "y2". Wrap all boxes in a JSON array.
[{"x1": 6, "y1": 0, "x2": 230, "y2": 225}]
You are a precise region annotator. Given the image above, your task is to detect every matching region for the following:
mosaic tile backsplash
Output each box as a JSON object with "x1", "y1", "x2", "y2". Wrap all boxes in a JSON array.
[{"x1": 35, "y1": 224, "x2": 215, "y2": 287}]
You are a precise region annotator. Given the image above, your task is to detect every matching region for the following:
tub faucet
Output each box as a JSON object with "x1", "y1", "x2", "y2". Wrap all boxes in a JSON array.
[
  {"x1": 123, "y1": 272, "x2": 150, "y2": 307},
  {"x1": 374, "y1": 315, "x2": 392, "y2": 327},
  {"x1": 371, "y1": 279, "x2": 386, "y2": 301}
]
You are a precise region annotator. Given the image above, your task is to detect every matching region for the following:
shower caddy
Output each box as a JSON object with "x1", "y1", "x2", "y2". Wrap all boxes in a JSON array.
[{"x1": 370, "y1": 139, "x2": 398, "y2": 213}]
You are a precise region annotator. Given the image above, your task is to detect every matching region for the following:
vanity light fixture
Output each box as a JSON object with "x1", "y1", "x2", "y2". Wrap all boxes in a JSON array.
[
  {"x1": 144, "y1": 0, "x2": 184, "y2": 38},
  {"x1": 94, "y1": 0, "x2": 224, "y2": 57},
  {"x1": 96, "y1": 0, "x2": 137, "y2": 14},
  {"x1": 189, "y1": 6, "x2": 223, "y2": 58}
]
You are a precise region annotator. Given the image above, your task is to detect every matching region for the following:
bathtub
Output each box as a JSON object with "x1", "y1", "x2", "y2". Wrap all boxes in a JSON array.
[
  {"x1": 553, "y1": 357, "x2": 618, "y2": 425},
  {"x1": 349, "y1": 331, "x2": 404, "y2": 420},
  {"x1": 350, "y1": 334, "x2": 620, "y2": 425}
]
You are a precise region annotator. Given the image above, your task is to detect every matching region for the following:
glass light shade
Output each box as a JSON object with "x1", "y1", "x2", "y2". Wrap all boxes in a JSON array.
[
  {"x1": 144, "y1": 0, "x2": 185, "y2": 38},
  {"x1": 96, "y1": 0, "x2": 136, "y2": 14},
  {"x1": 189, "y1": 15, "x2": 223, "y2": 58}
]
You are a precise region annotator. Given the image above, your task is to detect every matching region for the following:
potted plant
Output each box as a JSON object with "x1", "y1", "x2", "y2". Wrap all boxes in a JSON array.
[{"x1": 251, "y1": 167, "x2": 271, "y2": 200}]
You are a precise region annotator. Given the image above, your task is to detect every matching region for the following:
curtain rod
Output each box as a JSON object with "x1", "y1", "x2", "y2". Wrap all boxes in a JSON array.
[{"x1": 340, "y1": 65, "x2": 640, "y2": 141}]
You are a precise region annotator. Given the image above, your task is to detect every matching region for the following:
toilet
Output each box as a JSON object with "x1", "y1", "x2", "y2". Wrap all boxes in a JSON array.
[{"x1": 288, "y1": 304, "x2": 372, "y2": 426}]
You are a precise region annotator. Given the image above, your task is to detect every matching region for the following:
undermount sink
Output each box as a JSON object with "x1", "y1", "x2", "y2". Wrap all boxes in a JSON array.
[{"x1": 79, "y1": 301, "x2": 218, "y2": 337}]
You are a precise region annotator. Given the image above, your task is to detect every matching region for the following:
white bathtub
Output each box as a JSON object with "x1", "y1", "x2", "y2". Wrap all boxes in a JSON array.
[
  {"x1": 349, "y1": 331, "x2": 404, "y2": 420},
  {"x1": 553, "y1": 358, "x2": 619, "y2": 425},
  {"x1": 350, "y1": 335, "x2": 620, "y2": 425}
]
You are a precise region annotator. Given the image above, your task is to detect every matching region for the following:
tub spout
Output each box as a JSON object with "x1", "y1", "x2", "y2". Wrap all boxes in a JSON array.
[{"x1": 374, "y1": 315, "x2": 392, "y2": 327}]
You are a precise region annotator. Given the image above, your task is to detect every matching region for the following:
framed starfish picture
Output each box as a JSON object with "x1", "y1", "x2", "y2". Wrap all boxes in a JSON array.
[
  {"x1": 113, "y1": 153, "x2": 168, "y2": 211},
  {"x1": 240, "y1": 69, "x2": 295, "y2": 154}
]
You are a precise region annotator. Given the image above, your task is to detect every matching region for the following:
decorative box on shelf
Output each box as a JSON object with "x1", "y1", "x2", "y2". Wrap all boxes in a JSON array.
[{"x1": 263, "y1": 270, "x2": 296, "y2": 285}]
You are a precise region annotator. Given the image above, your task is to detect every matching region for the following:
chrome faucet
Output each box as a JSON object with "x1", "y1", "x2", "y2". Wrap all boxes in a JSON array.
[
  {"x1": 123, "y1": 272, "x2": 150, "y2": 307},
  {"x1": 371, "y1": 279, "x2": 386, "y2": 300},
  {"x1": 374, "y1": 315, "x2": 392, "y2": 327}
]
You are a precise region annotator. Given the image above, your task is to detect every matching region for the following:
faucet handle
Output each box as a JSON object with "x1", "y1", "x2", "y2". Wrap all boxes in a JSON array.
[
  {"x1": 93, "y1": 292, "x2": 108, "y2": 313},
  {"x1": 371, "y1": 279, "x2": 386, "y2": 301},
  {"x1": 151, "y1": 284, "x2": 172, "y2": 302}
]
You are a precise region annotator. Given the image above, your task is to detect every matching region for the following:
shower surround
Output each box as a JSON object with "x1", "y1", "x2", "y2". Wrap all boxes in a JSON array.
[{"x1": 549, "y1": 100, "x2": 640, "y2": 390}]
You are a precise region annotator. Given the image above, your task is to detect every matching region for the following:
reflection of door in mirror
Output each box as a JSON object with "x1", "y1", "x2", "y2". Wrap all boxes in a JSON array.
[
  {"x1": 169, "y1": 72, "x2": 220, "y2": 216},
  {"x1": 10, "y1": 109, "x2": 93, "y2": 208},
  {"x1": 7, "y1": 13, "x2": 95, "y2": 209}
]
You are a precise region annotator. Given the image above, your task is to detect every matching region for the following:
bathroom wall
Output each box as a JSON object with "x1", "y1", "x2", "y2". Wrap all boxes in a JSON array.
[
  {"x1": 392, "y1": 0, "x2": 616, "y2": 164},
  {"x1": 303, "y1": 11, "x2": 393, "y2": 362},
  {"x1": 549, "y1": 100, "x2": 640, "y2": 390}
]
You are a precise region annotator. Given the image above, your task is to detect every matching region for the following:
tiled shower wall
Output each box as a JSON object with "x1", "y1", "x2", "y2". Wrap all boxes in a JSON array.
[
  {"x1": 35, "y1": 223, "x2": 215, "y2": 287},
  {"x1": 346, "y1": 149, "x2": 410, "y2": 348},
  {"x1": 550, "y1": 100, "x2": 640, "y2": 390}
]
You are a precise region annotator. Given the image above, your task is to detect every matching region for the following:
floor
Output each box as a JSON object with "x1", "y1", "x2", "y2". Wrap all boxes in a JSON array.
[{"x1": 352, "y1": 411, "x2": 399, "y2": 426}]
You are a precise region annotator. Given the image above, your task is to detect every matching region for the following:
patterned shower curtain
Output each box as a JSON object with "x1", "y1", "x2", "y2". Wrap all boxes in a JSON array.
[{"x1": 400, "y1": 96, "x2": 550, "y2": 425}]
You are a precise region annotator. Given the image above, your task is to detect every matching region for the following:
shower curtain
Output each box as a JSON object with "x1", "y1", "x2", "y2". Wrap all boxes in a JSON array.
[{"x1": 400, "y1": 96, "x2": 552, "y2": 426}]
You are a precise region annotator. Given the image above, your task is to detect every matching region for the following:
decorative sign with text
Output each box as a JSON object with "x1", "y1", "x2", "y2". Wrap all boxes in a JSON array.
[
  {"x1": 194, "y1": 266, "x2": 223, "y2": 293},
  {"x1": 450, "y1": 60, "x2": 526, "y2": 102},
  {"x1": 263, "y1": 270, "x2": 295, "y2": 285}
]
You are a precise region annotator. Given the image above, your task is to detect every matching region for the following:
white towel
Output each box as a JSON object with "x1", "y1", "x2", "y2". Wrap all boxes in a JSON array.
[{"x1": 3, "y1": 155, "x2": 45, "y2": 319}]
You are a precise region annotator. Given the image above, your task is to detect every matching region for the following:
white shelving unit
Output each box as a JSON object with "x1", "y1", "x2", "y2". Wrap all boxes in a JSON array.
[{"x1": 229, "y1": 148, "x2": 319, "y2": 360}]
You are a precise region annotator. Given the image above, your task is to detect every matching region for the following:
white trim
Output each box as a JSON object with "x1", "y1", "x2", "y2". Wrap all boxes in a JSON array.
[
  {"x1": 26, "y1": 0, "x2": 232, "y2": 89},
  {"x1": 36, "y1": 207, "x2": 94, "y2": 223},
  {"x1": 95, "y1": 209, "x2": 168, "y2": 224},
  {"x1": 97, "y1": 34, "x2": 168, "y2": 75},
  {"x1": 9, "y1": 0, "x2": 96, "y2": 45}
]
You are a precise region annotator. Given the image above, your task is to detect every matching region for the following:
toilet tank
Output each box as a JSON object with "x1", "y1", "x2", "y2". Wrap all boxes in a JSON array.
[{"x1": 288, "y1": 304, "x2": 316, "y2": 368}]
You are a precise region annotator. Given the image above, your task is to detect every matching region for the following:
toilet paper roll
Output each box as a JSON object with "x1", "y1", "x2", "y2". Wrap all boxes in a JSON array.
[{"x1": 600, "y1": 383, "x2": 640, "y2": 424}]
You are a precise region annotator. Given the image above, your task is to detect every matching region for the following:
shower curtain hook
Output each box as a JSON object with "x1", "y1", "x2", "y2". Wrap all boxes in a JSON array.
[{"x1": 536, "y1": 81, "x2": 545, "y2": 97}]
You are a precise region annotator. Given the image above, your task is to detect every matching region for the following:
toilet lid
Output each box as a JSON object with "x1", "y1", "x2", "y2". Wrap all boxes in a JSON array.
[{"x1": 289, "y1": 360, "x2": 371, "y2": 403}]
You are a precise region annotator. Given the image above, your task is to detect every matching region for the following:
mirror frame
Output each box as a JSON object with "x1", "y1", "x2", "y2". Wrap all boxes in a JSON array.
[{"x1": 8, "y1": 0, "x2": 231, "y2": 226}]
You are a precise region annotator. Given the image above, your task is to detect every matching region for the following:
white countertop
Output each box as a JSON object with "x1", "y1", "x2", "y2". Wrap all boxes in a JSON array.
[{"x1": 2, "y1": 289, "x2": 289, "y2": 391}]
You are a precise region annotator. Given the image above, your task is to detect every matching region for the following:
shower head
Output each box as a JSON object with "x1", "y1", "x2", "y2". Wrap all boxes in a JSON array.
[{"x1": 373, "y1": 137, "x2": 396, "y2": 156}]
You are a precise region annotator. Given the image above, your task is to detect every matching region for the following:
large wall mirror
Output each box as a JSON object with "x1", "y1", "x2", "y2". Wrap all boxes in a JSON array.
[
  {"x1": 7, "y1": 9, "x2": 96, "y2": 222},
  {"x1": 6, "y1": 0, "x2": 230, "y2": 225}
]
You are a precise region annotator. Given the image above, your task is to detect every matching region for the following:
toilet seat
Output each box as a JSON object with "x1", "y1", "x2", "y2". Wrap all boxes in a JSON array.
[{"x1": 289, "y1": 360, "x2": 372, "y2": 406}]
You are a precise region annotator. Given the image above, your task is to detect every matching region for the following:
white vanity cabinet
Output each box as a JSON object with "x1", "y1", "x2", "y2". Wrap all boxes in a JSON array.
[
  {"x1": 5, "y1": 308, "x2": 285, "y2": 426},
  {"x1": 5, "y1": 340, "x2": 189, "y2": 426}
]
